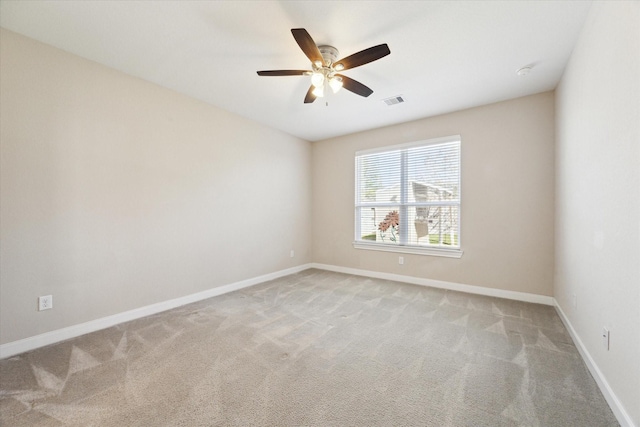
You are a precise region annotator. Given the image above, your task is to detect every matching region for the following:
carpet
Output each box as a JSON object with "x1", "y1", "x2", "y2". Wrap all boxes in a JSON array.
[{"x1": 0, "y1": 269, "x2": 618, "y2": 426}]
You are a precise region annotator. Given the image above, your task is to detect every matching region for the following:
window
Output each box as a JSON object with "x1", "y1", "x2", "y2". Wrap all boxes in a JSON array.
[{"x1": 354, "y1": 135, "x2": 462, "y2": 258}]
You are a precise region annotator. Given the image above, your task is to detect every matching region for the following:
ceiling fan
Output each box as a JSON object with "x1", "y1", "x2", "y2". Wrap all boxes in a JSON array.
[{"x1": 257, "y1": 28, "x2": 390, "y2": 104}]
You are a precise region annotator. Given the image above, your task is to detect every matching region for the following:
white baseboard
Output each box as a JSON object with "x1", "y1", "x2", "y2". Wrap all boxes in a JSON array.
[
  {"x1": 554, "y1": 300, "x2": 636, "y2": 427},
  {"x1": 310, "y1": 263, "x2": 555, "y2": 306},
  {"x1": 0, "y1": 264, "x2": 312, "y2": 359}
]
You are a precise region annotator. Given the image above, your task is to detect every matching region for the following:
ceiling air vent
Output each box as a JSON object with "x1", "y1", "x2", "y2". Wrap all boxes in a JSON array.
[{"x1": 383, "y1": 95, "x2": 404, "y2": 106}]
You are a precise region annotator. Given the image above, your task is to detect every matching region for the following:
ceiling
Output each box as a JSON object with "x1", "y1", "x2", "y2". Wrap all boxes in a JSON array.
[{"x1": 0, "y1": 1, "x2": 591, "y2": 142}]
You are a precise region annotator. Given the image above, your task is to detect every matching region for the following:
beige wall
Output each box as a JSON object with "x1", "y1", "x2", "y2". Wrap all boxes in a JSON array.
[
  {"x1": 0, "y1": 29, "x2": 312, "y2": 345},
  {"x1": 555, "y1": 2, "x2": 640, "y2": 425},
  {"x1": 312, "y1": 92, "x2": 555, "y2": 296}
]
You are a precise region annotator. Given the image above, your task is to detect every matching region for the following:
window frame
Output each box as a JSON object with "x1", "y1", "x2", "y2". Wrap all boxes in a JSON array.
[{"x1": 353, "y1": 135, "x2": 463, "y2": 258}]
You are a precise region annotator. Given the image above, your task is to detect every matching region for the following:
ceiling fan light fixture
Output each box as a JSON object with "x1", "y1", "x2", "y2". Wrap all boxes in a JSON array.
[
  {"x1": 329, "y1": 76, "x2": 343, "y2": 93},
  {"x1": 312, "y1": 85, "x2": 325, "y2": 98},
  {"x1": 257, "y1": 29, "x2": 390, "y2": 104},
  {"x1": 311, "y1": 71, "x2": 325, "y2": 88}
]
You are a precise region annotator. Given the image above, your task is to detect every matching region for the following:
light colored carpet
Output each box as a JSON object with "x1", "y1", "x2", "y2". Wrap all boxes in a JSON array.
[{"x1": 1, "y1": 269, "x2": 618, "y2": 426}]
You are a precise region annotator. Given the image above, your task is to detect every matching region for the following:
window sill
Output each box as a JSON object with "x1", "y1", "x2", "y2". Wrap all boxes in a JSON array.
[{"x1": 353, "y1": 241, "x2": 463, "y2": 258}]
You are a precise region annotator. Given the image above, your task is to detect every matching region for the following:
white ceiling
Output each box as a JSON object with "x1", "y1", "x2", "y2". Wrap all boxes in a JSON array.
[{"x1": 0, "y1": 1, "x2": 591, "y2": 141}]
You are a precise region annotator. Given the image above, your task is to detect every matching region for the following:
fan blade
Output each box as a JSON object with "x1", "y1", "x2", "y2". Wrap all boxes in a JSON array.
[
  {"x1": 291, "y1": 28, "x2": 324, "y2": 65},
  {"x1": 257, "y1": 70, "x2": 309, "y2": 76},
  {"x1": 337, "y1": 75, "x2": 374, "y2": 97},
  {"x1": 334, "y1": 44, "x2": 390, "y2": 70},
  {"x1": 304, "y1": 85, "x2": 317, "y2": 103}
]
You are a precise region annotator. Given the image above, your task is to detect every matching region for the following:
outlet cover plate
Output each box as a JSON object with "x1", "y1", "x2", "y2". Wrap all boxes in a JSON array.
[{"x1": 38, "y1": 295, "x2": 53, "y2": 311}]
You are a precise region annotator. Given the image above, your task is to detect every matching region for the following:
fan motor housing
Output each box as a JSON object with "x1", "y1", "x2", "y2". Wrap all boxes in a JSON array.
[{"x1": 318, "y1": 45, "x2": 339, "y2": 65}]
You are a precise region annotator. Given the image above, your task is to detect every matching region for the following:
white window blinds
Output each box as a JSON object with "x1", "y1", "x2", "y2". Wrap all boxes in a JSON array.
[{"x1": 355, "y1": 135, "x2": 461, "y2": 252}]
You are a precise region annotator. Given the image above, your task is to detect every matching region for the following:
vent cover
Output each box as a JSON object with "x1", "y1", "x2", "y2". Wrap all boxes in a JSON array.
[{"x1": 383, "y1": 96, "x2": 404, "y2": 106}]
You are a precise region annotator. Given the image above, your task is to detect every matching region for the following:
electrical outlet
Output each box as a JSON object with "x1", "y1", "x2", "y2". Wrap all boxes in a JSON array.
[
  {"x1": 38, "y1": 295, "x2": 53, "y2": 311},
  {"x1": 399, "y1": 256, "x2": 404, "y2": 265},
  {"x1": 602, "y1": 328, "x2": 610, "y2": 350},
  {"x1": 290, "y1": 250, "x2": 295, "y2": 258}
]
